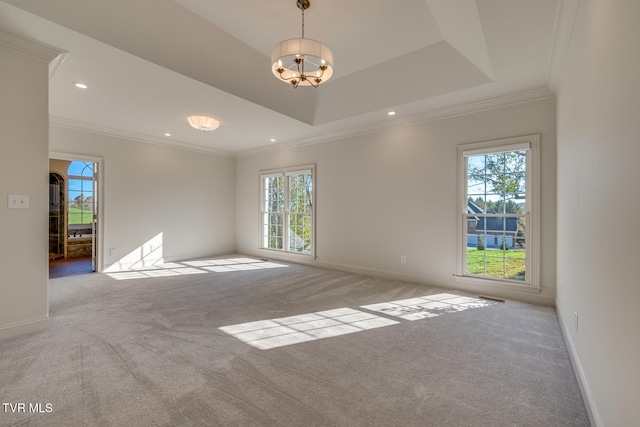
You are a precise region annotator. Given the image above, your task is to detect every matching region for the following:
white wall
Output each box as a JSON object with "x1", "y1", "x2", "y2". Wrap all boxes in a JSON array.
[
  {"x1": 236, "y1": 97, "x2": 557, "y2": 305},
  {"x1": 0, "y1": 32, "x2": 60, "y2": 340},
  {"x1": 50, "y1": 126, "x2": 236, "y2": 271},
  {"x1": 556, "y1": 1, "x2": 640, "y2": 425}
]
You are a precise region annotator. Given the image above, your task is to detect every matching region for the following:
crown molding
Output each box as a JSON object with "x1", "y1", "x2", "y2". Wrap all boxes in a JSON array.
[
  {"x1": 49, "y1": 51, "x2": 68, "y2": 81},
  {"x1": 52, "y1": 85, "x2": 555, "y2": 160},
  {"x1": 50, "y1": 116, "x2": 235, "y2": 158},
  {"x1": 237, "y1": 86, "x2": 556, "y2": 158},
  {"x1": 397, "y1": 86, "x2": 555, "y2": 126},
  {"x1": 0, "y1": 29, "x2": 64, "y2": 63},
  {"x1": 546, "y1": 0, "x2": 582, "y2": 93}
]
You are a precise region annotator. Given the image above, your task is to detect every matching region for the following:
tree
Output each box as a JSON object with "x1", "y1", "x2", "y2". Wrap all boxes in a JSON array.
[
  {"x1": 71, "y1": 194, "x2": 84, "y2": 209},
  {"x1": 288, "y1": 173, "x2": 313, "y2": 252},
  {"x1": 468, "y1": 151, "x2": 526, "y2": 210},
  {"x1": 467, "y1": 151, "x2": 527, "y2": 251},
  {"x1": 263, "y1": 173, "x2": 313, "y2": 253},
  {"x1": 265, "y1": 176, "x2": 284, "y2": 250}
]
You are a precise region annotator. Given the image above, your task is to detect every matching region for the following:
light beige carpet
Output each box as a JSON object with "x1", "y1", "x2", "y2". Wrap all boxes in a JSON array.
[{"x1": 0, "y1": 255, "x2": 589, "y2": 426}]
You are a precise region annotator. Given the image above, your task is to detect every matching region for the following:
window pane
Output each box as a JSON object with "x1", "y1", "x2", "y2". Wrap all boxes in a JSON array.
[
  {"x1": 263, "y1": 176, "x2": 284, "y2": 250},
  {"x1": 264, "y1": 176, "x2": 284, "y2": 212},
  {"x1": 466, "y1": 248, "x2": 487, "y2": 276},
  {"x1": 68, "y1": 161, "x2": 94, "y2": 177},
  {"x1": 288, "y1": 213, "x2": 312, "y2": 253},
  {"x1": 288, "y1": 172, "x2": 313, "y2": 253},
  {"x1": 465, "y1": 147, "x2": 528, "y2": 283},
  {"x1": 67, "y1": 179, "x2": 94, "y2": 225},
  {"x1": 263, "y1": 212, "x2": 284, "y2": 250},
  {"x1": 504, "y1": 254, "x2": 526, "y2": 281}
]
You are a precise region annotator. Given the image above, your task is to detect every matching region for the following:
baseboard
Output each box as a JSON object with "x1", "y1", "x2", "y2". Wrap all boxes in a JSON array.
[
  {"x1": 557, "y1": 308, "x2": 601, "y2": 427},
  {"x1": 0, "y1": 317, "x2": 49, "y2": 341},
  {"x1": 307, "y1": 258, "x2": 555, "y2": 306},
  {"x1": 252, "y1": 251, "x2": 555, "y2": 306}
]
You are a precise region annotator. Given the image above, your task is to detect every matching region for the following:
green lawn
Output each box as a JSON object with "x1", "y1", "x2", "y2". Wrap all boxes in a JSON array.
[
  {"x1": 68, "y1": 207, "x2": 93, "y2": 225},
  {"x1": 466, "y1": 247, "x2": 526, "y2": 281}
]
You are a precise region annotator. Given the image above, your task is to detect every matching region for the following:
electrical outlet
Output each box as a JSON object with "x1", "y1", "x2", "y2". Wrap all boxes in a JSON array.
[
  {"x1": 401, "y1": 256, "x2": 407, "y2": 264},
  {"x1": 574, "y1": 312, "x2": 579, "y2": 332}
]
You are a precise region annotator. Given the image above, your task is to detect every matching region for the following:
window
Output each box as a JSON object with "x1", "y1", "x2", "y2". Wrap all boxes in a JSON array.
[
  {"x1": 67, "y1": 161, "x2": 95, "y2": 225},
  {"x1": 457, "y1": 135, "x2": 539, "y2": 290},
  {"x1": 260, "y1": 165, "x2": 315, "y2": 256}
]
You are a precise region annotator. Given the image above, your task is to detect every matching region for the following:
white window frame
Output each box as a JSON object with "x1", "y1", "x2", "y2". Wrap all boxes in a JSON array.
[
  {"x1": 259, "y1": 164, "x2": 316, "y2": 258},
  {"x1": 456, "y1": 135, "x2": 541, "y2": 293}
]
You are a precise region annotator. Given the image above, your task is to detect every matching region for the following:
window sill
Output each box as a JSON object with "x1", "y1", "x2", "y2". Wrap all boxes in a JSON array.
[{"x1": 453, "y1": 274, "x2": 542, "y2": 294}]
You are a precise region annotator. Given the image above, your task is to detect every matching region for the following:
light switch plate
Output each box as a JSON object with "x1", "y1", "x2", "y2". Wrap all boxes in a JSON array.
[{"x1": 8, "y1": 195, "x2": 29, "y2": 209}]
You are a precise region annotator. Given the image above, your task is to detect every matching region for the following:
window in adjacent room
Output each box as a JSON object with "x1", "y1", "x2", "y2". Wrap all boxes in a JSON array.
[
  {"x1": 68, "y1": 161, "x2": 95, "y2": 227},
  {"x1": 457, "y1": 135, "x2": 540, "y2": 291},
  {"x1": 260, "y1": 165, "x2": 315, "y2": 256}
]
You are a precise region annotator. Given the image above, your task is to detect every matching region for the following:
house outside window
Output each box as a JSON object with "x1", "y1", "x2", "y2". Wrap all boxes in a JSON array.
[
  {"x1": 260, "y1": 165, "x2": 315, "y2": 256},
  {"x1": 457, "y1": 135, "x2": 540, "y2": 291}
]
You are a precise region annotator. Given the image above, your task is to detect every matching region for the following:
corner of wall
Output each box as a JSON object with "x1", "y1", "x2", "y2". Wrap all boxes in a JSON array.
[{"x1": 555, "y1": 303, "x2": 600, "y2": 426}]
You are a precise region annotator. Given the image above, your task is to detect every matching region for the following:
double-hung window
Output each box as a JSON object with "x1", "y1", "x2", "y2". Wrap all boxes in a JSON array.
[
  {"x1": 457, "y1": 135, "x2": 540, "y2": 291},
  {"x1": 260, "y1": 165, "x2": 315, "y2": 256}
]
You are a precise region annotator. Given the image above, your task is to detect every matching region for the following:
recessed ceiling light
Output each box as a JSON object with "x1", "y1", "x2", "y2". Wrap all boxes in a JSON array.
[
  {"x1": 270, "y1": 138, "x2": 276, "y2": 142},
  {"x1": 164, "y1": 133, "x2": 172, "y2": 137},
  {"x1": 387, "y1": 111, "x2": 396, "y2": 116},
  {"x1": 74, "y1": 82, "x2": 88, "y2": 89}
]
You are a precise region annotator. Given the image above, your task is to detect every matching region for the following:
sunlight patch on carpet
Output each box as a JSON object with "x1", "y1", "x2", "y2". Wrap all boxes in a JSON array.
[
  {"x1": 361, "y1": 293, "x2": 495, "y2": 320},
  {"x1": 219, "y1": 308, "x2": 400, "y2": 350},
  {"x1": 105, "y1": 257, "x2": 288, "y2": 280}
]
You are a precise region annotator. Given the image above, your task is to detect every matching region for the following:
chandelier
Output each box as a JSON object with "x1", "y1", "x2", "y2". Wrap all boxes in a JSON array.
[{"x1": 271, "y1": 0, "x2": 333, "y2": 88}]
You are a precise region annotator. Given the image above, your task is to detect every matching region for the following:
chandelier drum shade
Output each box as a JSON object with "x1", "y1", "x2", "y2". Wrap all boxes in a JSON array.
[
  {"x1": 272, "y1": 0, "x2": 333, "y2": 88},
  {"x1": 187, "y1": 115, "x2": 219, "y2": 131}
]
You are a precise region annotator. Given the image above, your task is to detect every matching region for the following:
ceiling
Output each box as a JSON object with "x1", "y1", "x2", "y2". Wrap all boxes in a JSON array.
[{"x1": 0, "y1": 0, "x2": 562, "y2": 156}]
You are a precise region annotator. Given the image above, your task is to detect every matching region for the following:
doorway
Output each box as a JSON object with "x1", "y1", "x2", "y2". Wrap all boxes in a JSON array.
[{"x1": 49, "y1": 156, "x2": 101, "y2": 277}]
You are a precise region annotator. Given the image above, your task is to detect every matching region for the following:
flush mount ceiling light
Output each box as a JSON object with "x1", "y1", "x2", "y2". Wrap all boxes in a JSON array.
[
  {"x1": 272, "y1": 0, "x2": 333, "y2": 88},
  {"x1": 187, "y1": 115, "x2": 219, "y2": 131}
]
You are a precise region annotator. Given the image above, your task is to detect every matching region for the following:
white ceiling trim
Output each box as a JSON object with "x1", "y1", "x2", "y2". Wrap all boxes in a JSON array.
[
  {"x1": 238, "y1": 86, "x2": 556, "y2": 158},
  {"x1": 50, "y1": 116, "x2": 235, "y2": 158},
  {"x1": 51, "y1": 84, "x2": 555, "y2": 159},
  {"x1": 0, "y1": 29, "x2": 63, "y2": 62},
  {"x1": 48, "y1": 51, "x2": 68, "y2": 81},
  {"x1": 546, "y1": 0, "x2": 582, "y2": 93}
]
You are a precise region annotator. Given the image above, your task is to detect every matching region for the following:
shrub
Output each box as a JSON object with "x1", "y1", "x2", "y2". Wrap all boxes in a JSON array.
[{"x1": 516, "y1": 229, "x2": 526, "y2": 248}]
